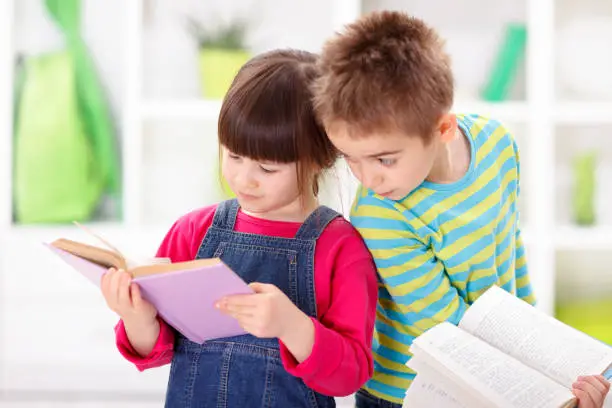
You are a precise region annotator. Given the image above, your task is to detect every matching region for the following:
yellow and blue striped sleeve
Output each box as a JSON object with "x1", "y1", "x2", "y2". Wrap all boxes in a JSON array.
[
  {"x1": 511, "y1": 136, "x2": 536, "y2": 305},
  {"x1": 515, "y1": 229, "x2": 535, "y2": 305},
  {"x1": 351, "y1": 199, "x2": 468, "y2": 334}
]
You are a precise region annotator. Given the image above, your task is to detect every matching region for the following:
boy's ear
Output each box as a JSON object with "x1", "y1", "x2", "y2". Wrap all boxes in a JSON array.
[{"x1": 437, "y1": 113, "x2": 458, "y2": 143}]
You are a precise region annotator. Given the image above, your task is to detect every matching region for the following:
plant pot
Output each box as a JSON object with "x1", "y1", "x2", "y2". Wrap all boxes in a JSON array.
[
  {"x1": 572, "y1": 151, "x2": 597, "y2": 226},
  {"x1": 199, "y1": 47, "x2": 250, "y2": 99}
]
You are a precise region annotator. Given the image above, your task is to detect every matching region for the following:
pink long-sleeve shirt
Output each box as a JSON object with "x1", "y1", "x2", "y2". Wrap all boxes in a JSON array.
[{"x1": 114, "y1": 204, "x2": 378, "y2": 396}]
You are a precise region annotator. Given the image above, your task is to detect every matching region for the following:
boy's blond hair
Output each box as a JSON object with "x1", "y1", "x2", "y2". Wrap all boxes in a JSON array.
[{"x1": 312, "y1": 10, "x2": 454, "y2": 143}]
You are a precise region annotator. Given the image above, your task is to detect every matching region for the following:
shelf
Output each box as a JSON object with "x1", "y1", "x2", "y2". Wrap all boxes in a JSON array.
[
  {"x1": 3, "y1": 222, "x2": 168, "y2": 242},
  {"x1": 140, "y1": 99, "x2": 537, "y2": 125},
  {"x1": 554, "y1": 225, "x2": 612, "y2": 250},
  {"x1": 141, "y1": 99, "x2": 222, "y2": 120},
  {"x1": 554, "y1": 102, "x2": 612, "y2": 125},
  {"x1": 7, "y1": 221, "x2": 123, "y2": 234}
]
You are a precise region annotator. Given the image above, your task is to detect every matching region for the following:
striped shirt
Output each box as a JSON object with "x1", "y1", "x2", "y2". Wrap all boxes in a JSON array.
[{"x1": 350, "y1": 114, "x2": 537, "y2": 404}]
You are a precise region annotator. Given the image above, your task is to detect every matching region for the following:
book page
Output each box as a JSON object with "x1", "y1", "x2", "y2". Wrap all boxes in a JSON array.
[
  {"x1": 460, "y1": 286, "x2": 612, "y2": 388},
  {"x1": 73, "y1": 221, "x2": 170, "y2": 268},
  {"x1": 405, "y1": 357, "x2": 475, "y2": 408},
  {"x1": 403, "y1": 371, "x2": 469, "y2": 408},
  {"x1": 413, "y1": 322, "x2": 576, "y2": 408}
]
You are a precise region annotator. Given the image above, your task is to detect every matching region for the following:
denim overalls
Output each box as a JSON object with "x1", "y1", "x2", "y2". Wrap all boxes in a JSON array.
[{"x1": 165, "y1": 199, "x2": 339, "y2": 408}]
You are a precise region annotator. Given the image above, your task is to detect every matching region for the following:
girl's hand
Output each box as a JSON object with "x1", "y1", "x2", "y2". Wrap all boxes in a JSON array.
[
  {"x1": 573, "y1": 375, "x2": 610, "y2": 408},
  {"x1": 101, "y1": 268, "x2": 158, "y2": 328},
  {"x1": 217, "y1": 282, "x2": 309, "y2": 339}
]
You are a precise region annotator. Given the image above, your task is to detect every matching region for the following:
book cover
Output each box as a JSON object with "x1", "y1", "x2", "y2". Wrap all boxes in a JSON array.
[{"x1": 47, "y1": 243, "x2": 253, "y2": 344}]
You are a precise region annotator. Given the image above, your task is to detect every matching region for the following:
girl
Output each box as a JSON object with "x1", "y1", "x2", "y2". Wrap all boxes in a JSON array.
[{"x1": 100, "y1": 49, "x2": 378, "y2": 408}]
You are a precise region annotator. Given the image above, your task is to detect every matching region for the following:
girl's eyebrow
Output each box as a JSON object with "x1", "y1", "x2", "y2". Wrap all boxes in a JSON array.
[{"x1": 258, "y1": 161, "x2": 286, "y2": 167}]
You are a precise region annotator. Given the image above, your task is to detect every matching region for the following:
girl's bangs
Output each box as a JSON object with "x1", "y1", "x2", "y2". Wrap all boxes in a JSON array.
[{"x1": 219, "y1": 99, "x2": 300, "y2": 164}]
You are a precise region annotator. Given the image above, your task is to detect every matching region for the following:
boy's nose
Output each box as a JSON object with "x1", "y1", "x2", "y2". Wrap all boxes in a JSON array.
[{"x1": 362, "y1": 173, "x2": 382, "y2": 191}]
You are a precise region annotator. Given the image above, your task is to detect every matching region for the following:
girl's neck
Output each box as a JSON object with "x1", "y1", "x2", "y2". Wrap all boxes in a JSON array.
[{"x1": 241, "y1": 194, "x2": 319, "y2": 223}]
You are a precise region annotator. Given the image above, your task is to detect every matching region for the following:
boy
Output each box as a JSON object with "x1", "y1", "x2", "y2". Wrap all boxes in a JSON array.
[{"x1": 312, "y1": 10, "x2": 609, "y2": 408}]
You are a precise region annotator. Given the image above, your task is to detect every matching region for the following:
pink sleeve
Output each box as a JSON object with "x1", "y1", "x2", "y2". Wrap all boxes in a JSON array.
[
  {"x1": 155, "y1": 215, "x2": 202, "y2": 262},
  {"x1": 114, "y1": 207, "x2": 215, "y2": 369},
  {"x1": 279, "y1": 231, "x2": 378, "y2": 396},
  {"x1": 115, "y1": 317, "x2": 175, "y2": 371}
]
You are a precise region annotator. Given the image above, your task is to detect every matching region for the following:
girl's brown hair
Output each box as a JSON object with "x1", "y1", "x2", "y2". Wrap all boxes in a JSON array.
[{"x1": 218, "y1": 49, "x2": 337, "y2": 197}]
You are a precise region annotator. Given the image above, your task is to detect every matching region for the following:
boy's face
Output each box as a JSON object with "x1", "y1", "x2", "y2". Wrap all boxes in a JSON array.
[
  {"x1": 221, "y1": 147, "x2": 303, "y2": 218},
  {"x1": 328, "y1": 124, "x2": 440, "y2": 201}
]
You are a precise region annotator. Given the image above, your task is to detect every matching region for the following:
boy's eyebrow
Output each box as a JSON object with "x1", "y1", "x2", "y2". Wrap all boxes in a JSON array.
[
  {"x1": 337, "y1": 149, "x2": 403, "y2": 158},
  {"x1": 366, "y1": 149, "x2": 403, "y2": 158}
]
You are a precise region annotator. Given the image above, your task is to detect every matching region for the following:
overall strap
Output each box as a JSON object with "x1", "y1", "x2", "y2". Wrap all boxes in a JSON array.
[
  {"x1": 294, "y1": 206, "x2": 341, "y2": 241},
  {"x1": 210, "y1": 199, "x2": 240, "y2": 230}
]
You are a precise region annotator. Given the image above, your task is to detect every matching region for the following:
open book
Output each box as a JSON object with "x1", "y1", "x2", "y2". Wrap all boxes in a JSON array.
[
  {"x1": 404, "y1": 286, "x2": 612, "y2": 408},
  {"x1": 47, "y1": 223, "x2": 253, "y2": 344}
]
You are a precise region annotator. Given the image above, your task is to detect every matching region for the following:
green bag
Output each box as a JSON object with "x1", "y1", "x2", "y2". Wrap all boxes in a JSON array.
[
  {"x1": 13, "y1": 0, "x2": 120, "y2": 223},
  {"x1": 13, "y1": 52, "x2": 102, "y2": 223}
]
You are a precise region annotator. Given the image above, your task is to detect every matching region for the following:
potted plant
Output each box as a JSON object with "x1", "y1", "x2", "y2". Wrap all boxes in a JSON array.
[{"x1": 187, "y1": 18, "x2": 251, "y2": 99}]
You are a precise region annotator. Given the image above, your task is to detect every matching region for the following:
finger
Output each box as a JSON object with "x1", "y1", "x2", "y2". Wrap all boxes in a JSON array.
[
  {"x1": 216, "y1": 299, "x2": 255, "y2": 316},
  {"x1": 107, "y1": 268, "x2": 124, "y2": 305},
  {"x1": 220, "y1": 293, "x2": 260, "y2": 307},
  {"x1": 116, "y1": 271, "x2": 133, "y2": 309},
  {"x1": 248, "y1": 282, "x2": 276, "y2": 293},
  {"x1": 130, "y1": 283, "x2": 144, "y2": 309},
  {"x1": 580, "y1": 376, "x2": 609, "y2": 396},
  {"x1": 100, "y1": 268, "x2": 114, "y2": 298},
  {"x1": 226, "y1": 304, "x2": 256, "y2": 317},
  {"x1": 590, "y1": 375, "x2": 610, "y2": 393},
  {"x1": 225, "y1": 310, "x2": 254, "y2": 328},
  {"x1": 573, "y1": 389, "x2": 595, "y2": 408},
  {"x1": 574, "y1": 380, "x2": 601, "y2": 407},
  {"x1": 232, "y1": 316, "x2": 259, "y2": 333},
  {"x1": 239, "y1": 322, "x2": 269, "y2": 338}
]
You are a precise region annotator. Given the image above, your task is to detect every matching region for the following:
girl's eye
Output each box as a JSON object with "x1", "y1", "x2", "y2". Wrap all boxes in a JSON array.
[
  {"x1": 260, "y1": 166, "x2": 278, "y2": 174},
  {"x1": 228, "y1": 154, "x2": 241, "y2": 160},
  {"x1": 379, "y1": 158, "x2": 396, "y2": 166}
]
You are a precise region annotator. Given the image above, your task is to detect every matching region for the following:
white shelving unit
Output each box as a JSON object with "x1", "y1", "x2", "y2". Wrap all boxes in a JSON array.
[
  {"x1": 141, "y1": 99, "x2": 221, "y2": 120},
  {"x1": 362, "y1": 0, "x2": 612, "y2": 318},
  {"x1": 0, "y1": 0, "x2": 362, "y2": 404},
  {"x1": 0, "y1": 0, "x2": 14, "y2": 398},
  {"x1": 0, "y1": 0, "x2": 14, "y2": 232},
  {"x1": 1, "y1": 0, "x2": 611, "y2": 403}
]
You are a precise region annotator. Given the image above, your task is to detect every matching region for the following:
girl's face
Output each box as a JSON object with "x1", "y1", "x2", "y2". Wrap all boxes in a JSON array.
[{"x1": 221, "y1": 147, "x2": 310, "y2": 221}]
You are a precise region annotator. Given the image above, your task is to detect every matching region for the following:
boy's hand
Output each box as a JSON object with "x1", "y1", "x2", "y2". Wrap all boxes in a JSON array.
[
  {"x1": 217, "y1": 283, "x2": 309, "y2": 339},
  {"x1": 101, "y1": 268, "x2": 158, "y2": 328},
  {"x1": 573, "y1": 375, "x2": 610, "y2": 408}
]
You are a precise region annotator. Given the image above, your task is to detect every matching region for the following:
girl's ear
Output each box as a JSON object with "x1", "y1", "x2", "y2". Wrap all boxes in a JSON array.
[{"x1": 437, "y1": 113, "x2": 458, "y2": 144}]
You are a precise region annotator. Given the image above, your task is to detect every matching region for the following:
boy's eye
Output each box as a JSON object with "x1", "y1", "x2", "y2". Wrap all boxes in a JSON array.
[
  {"x1": 379, "y1": 158, "x2": 396, "y2": 166},
  {"x1": 228, "y1": 153, "x2": 241, "y2": 160}
]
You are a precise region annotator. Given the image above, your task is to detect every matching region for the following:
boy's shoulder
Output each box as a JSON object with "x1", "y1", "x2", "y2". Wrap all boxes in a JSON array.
[
  {"x1": 349, "y1": 186, "x2": 414, "y2": 230},
  {"x1": 458, "y1": 113, "x2": 518, "y2": 151}
]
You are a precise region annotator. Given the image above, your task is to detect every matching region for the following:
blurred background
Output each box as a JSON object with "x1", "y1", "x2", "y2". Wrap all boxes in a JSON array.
[{"x1": 0, "y1": 0, "x2": 611, "y2": 406}]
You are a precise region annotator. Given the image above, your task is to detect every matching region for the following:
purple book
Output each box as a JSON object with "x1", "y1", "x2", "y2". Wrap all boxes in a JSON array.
[{"x1": 46, "y1": 244, "x2": 252, "y2": 344}]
